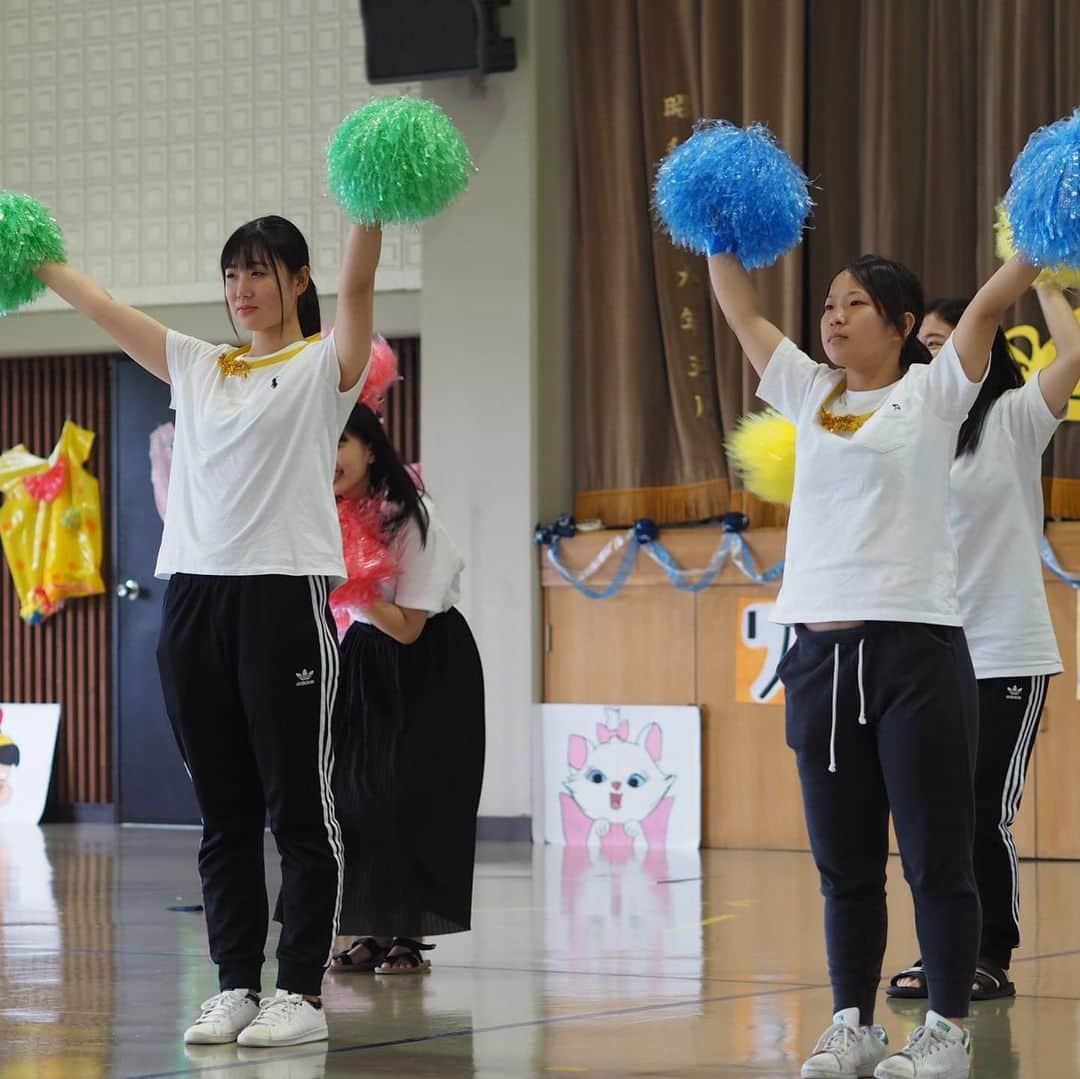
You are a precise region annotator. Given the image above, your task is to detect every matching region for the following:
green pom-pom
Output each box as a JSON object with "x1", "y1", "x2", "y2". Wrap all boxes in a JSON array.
[
  {"x1": 0, "y1": 191, "x2": 66, "y2": 315},
  {"x1": 327, "y1": 96, "x2": 473, "y2": 225}
]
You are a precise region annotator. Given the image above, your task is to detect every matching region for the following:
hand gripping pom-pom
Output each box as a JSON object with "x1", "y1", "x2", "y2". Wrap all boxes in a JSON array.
[
  {"x1": 1003, "y1": 109, "x2": 1080, "y2": 271},
  {"x1": 0, "y1": 192, "x2": 66, "y2": 315},
  {"x1": 327, "y1": 96, "x2": 473, "y2": 225},
  {"x1": 725, "y1": 409, "x2": 797, "y2": 505},
  {"x1": 653, "y1": 120, "x2": 813, "y2": 269},
  {"x1": 995, "y1": 203, "x2": 1080, "y2": 289}
]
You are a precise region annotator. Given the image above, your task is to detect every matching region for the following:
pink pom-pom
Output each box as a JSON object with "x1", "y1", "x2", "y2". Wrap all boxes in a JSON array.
[
  {"x1": 359, "y1": 336, "x2": 400, "y2": 414},
  {"x1": 329, "y1": 495, "x2": 401, "y2": 635}
]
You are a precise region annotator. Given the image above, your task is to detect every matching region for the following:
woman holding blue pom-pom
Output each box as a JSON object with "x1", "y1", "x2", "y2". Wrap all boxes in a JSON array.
[
  {"x1": 886, "y1": 282, "x2": 1080, "y2": 1008},
  {"x1": 653, "y1": 114, "x2": 1080, "y2": 1077},
  {"x1": 5, "y1": 94, "x2": 472, "y2": 1051}
]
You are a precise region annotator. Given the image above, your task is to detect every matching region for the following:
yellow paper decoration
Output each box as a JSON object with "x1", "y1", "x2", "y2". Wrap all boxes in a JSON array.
[
  {"x1": 0, "y1": 421, "x2": 105, "y2": 623},
  {"x1": 995, "y1": 203, "x2": 1080, "y2": 289},
  {"x1": 1006, "y1": 308, "x2": 1080, "y2": 423}
]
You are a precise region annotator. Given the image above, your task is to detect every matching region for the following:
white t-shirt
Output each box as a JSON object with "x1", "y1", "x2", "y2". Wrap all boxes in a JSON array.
[
  {"x1": 156, "y1": 330, "x2": 362, "y2": 581},
  {"x1": 949, "y1": 372, "x2": 1064, "y2": 678},
  {"x1": 350, "y1": 495, "x2": 464, "y2": 623},
  {"x1": 758, "y1": 335, "x2": 985, "y2": 626}
]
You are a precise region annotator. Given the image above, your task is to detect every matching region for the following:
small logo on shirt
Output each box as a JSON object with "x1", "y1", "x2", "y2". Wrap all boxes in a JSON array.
[
  {"x1": 891, "y1": 402, "x2": 902, "y2": 411},
  {"x1": 271, "y1": 377, "x2": 279, "y2": 389},
  {"x1": 1006, "y1": 684, "x2": 1024, "y2": 701},
  {"x1": 295, "y1": 669, "x2": 316, "y2": 687}
]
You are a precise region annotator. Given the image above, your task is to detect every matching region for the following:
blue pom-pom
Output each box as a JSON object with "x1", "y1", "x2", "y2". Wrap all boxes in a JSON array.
[
  {"x1": 653, "y1": 120, "x2": 813, "y2": 269},
  {"x1": 1003, "y1": 109, "x2": 1080, "y2": 269}
]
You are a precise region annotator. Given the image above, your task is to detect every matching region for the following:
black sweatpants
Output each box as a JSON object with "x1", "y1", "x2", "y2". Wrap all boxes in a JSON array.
[
  {"x1": 779, "y1": 621, "x2": 980, "y2": 1021},
  {"x1": 157, "y1": 573, "x2": 343, "y2": 996},
  {"x1": 974, "y1": 674, "x2": 1049, "y2": 971}
]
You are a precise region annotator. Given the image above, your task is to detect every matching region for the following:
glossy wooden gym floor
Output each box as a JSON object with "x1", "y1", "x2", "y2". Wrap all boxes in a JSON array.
[{"x1": 1, "y1": 825, "x2": 1076, "y2": 1076}]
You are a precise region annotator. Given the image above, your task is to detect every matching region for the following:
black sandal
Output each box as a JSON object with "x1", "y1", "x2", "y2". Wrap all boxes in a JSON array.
[
  {"x1": 375, "y1": 937, "x2": 435, "y2": 975},
  {"x1": 886, "y1": 958, "x2": 928, "y2": 999},
  {"x1": 330, "y1": 936, "x2": 390, "y2": 974},
  {"x1": 971, "y1": 958, "x2": 1016, "y2": 1001}
]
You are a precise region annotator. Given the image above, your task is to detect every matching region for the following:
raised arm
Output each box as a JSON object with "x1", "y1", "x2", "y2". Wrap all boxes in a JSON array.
[
  {"x1": 1033, "y1": 283, "x2": 1080, "y2": 417},
  {"x1": 36, "y1": 263, "x2": 170, "y2": 383},
  {"x1": 333, "y1": 224, "x2": 382, "y2": 393},
  {"x1": 952, "y1": 255, "x2": 1040, "y2": 383},
  {"x1": 707, "y1": 253, "x2": 785, "y2": 377}
]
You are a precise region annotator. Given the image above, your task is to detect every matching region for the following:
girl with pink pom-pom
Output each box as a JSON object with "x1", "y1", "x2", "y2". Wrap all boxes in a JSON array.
[{"x1": 327, "y1": 340, "x2": 485, "y2": 977}]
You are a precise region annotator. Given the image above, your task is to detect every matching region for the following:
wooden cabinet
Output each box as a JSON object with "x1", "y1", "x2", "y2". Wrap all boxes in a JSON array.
[
  {"x1": 695, "y1": 585, "x2": 808, "y2": 850},
  {"x1": 542, "y1": 523, "x2": 1079, "y2": 857},
  {"x1": 1035, "y1": 543, "x2": 1080, "y2": 859},
  {"x1": 544, "y1": 586, "x2": 695, "y2": 705}
]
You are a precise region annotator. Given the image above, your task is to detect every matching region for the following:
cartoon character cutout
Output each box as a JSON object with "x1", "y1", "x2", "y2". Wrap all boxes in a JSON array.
[
  {"x1": 0, "y1": 709, "x2": 20, "y2": 808},
  {"x1": 560, "y1": 708, "x2": 676, "y2": 859}
]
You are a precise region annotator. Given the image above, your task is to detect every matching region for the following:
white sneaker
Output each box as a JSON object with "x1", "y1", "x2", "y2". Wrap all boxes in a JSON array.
[
  {"x1": 236, "y1": 990, "x2": 329, "y2": 1048},
  {"x1": 802, "y1": 1008, "x2": 891, "y2": 1078},
  {"x1": 183, "y1": 988, "x2": 260, "y2": 1044},
  {"x1": 874, "y1": 1011, "x2": 972, "y2": 1078}
]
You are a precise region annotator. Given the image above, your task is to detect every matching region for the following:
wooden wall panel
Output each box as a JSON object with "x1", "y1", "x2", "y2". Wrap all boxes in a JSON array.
[
  {"x1": 0, "y1": 338, "x2": 418, "y2": 811},
  {"x1": 0, "y1": 354, "x2": 113, "y2": 806},
  {"x1": 543, "y1": 525, "x2": 1080, "y2": 854},
  {"x1": 382, "y1": 335, "x2": 420, "y2": 466}
]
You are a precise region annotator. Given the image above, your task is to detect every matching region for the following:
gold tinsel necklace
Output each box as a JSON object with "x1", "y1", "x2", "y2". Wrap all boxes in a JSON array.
[
  {"x1": 817, "y1": 381, "x2": 887, "y2": 435},
  {"x1": 217, "y1": 333, "x2": 321, "y2": 378}
]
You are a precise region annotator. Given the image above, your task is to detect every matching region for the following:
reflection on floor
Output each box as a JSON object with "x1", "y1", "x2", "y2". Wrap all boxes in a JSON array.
[{"x1": 0, "y1": 824, "x2": 1074, "y2": 1076}]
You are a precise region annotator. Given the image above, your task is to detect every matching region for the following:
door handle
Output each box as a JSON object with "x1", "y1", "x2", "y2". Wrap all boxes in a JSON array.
[{"x1": 115, "y1": 579, "x2": 144, "y2": 601}]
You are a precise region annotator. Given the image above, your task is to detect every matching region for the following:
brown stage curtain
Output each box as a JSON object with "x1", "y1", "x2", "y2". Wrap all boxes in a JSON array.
[
  {"x1": 571, "y1": 0, "x2": 1080, "y2": 526},
  {"x1": 570, "y1": 0, "x2": 803, "y2": 527}
]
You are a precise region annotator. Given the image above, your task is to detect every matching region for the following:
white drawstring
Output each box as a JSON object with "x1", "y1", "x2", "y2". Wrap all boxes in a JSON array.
[
  {"x1": 857, "y1": 638, "x2": 867, "y2": 725},
  {"x1": 829, "y1": 644, "x2": 839, "y2": 773},
  {"x1": 828, "y1": 638, "x2": 869, "y2": 774}
]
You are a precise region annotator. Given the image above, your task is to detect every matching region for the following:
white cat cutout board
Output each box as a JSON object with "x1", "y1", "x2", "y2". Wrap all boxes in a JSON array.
[
  {"x1": 536, "y1": 704, "x2": 701, "y2": 850},
  {"x1": 0, "y1": 704, "x2": 61, "y2": 825}
]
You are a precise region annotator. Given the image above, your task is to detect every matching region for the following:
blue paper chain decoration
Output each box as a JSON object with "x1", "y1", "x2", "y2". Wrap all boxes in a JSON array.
[
  {"x1": 1041, "y1": 535, "x2": 1080, "y2": 589},
  {"x1": 537, "y1": 513, "x2": 784, "y2": 599}
]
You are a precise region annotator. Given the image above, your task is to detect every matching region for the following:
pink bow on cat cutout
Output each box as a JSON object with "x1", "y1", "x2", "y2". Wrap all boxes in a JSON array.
[{"x1": 596, "y1": 721, "x2": 629, "y2": 744}]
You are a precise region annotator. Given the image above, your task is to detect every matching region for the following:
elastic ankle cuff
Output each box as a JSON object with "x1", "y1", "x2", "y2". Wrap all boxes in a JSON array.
[
  {"x1": 219, "y1": 964, "x2": 263, "y2": 993},
  {"x1": 276, "y1": 961, "x2": 324, "y2": 998}
]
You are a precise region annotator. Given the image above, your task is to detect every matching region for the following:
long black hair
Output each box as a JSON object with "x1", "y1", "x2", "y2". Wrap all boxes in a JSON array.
[
  {"x1": 343, "y1": 403, "x2": 429, "y2": 546},
  {"x1": 925, "y1": 297, "x2": 1023, "y2": 457},
  {"x1": 843, "y1": 255, "x2": 933, "y2": 369},
  {"x1": 338, "y1": 404, "x2": 428, "y2": 804},
  {"x1": 220, "y1": 215, "x2": 321, "y2": 339}
]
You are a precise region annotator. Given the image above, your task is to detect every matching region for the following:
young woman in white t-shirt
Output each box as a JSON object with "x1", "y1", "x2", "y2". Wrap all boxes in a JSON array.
[
  {"x1": 326, "y1": 400, "x2": 485, "y2": 978},
  {"x1": 36, "y1": 214, "x2": 382, "y2": 1049},
  {"x1": 709, "y1": 249, "x2": 1040, "y2": 1079},
  {"x1": 888, "y1": 284, "x2": 1080, "y2": 1004}
]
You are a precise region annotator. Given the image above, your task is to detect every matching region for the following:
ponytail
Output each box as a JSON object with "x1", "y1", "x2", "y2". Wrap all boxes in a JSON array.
[
  {"x1": 901, "y1": 333, "x2": 932, "y2": 368},
  {"x1": 298, "y1": 278, "x2": 321, "y2": 337}
]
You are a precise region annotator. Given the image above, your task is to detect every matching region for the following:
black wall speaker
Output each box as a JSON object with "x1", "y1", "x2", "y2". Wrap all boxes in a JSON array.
[{"x1": 359, "y1": 0, "x2": 517, "y2": 83}]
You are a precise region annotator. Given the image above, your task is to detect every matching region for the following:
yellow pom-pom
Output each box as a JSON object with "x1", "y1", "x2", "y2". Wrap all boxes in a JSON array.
[
  {"x1": 995, "y1": 203, "x2": 1080, "y2": 288},
  {"x1": 725, "y1": 409, "x2": 796, "y2": 505}
]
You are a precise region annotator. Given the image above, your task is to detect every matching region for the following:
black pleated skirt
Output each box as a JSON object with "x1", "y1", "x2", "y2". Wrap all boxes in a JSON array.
[{"x1": 333, "y1": 607, "x2": 485, "y2": 937}]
